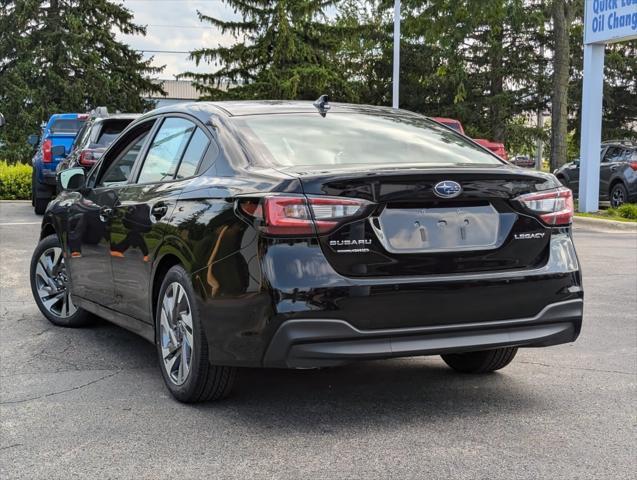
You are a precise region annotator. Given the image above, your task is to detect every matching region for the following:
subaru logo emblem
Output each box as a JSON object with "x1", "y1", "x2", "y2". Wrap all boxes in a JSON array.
[{"x1": 433, "y1": 180, "x2": 462, "y2": 199}]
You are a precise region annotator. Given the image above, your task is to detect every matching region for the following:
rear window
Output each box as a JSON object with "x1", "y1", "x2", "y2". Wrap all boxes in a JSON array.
[
  {"x1": 50, "y1": 118, "x2": 85, "y2": 134},
  {"x1": 95, "y1": 119, "x2": 135, "y2": 146},
  {"x1": 233, "y1": 113, "x2": 501, "y2": 167}
]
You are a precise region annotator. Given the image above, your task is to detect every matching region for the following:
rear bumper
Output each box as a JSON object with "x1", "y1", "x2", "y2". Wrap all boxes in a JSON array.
[
  {"x1": 36, "y1": 166, "x2": 57, "y2": 187},
  {"x1": 264, "y1": 299, "x2": 583, "y2": 368},
  {"x1": 194, "y1": 232, "x2": 583, "y2": 367}
]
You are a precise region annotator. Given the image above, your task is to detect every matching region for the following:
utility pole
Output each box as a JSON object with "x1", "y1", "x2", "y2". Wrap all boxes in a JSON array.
[
  {"x1": 536, "y1": 43, "x2": 545, "y2": 171},
  {"x1": 535, "y1": 110, "x2": 544, "y2": 170},
  {"x1": 392, "y1": 0, "x2": 400, "y2": 109}
]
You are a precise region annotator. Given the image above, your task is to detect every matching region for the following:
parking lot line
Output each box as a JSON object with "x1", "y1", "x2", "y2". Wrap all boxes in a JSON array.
[{"x1": 0, "y1": 222, "x2": 41, "y2": 226}]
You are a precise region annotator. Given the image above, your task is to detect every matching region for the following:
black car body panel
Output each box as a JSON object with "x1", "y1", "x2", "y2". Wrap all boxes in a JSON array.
[{"x1": 41, "y1": 101, "x2": 583, "y2": 369}]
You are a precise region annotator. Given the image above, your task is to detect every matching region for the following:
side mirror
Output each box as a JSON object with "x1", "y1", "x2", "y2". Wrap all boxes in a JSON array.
[
  {"x1": 0, "y1": 113, "x2": 5, "y2": 128},
  {"x1": 57, "y1": 167, "x2": 86, "y2": 192},
  {"x1": 27, "y1": 134, "x2": 40, "y2": 146},
  {"x1": 51, "y1": 145, "x2": 66, "y2": 157}
]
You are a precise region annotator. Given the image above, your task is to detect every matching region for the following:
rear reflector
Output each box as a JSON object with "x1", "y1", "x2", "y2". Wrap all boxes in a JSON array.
[
  {"x1": 517, "y1": 187, "x2": 574, "y2": 226},
  {"x1": 239, "y1": 195, "x2": 371, "y2": 236}
]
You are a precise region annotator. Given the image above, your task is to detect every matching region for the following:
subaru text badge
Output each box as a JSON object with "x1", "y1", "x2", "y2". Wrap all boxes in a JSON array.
[{"x1": 433, "y1": 180, "x2": 462, "y2": 199}]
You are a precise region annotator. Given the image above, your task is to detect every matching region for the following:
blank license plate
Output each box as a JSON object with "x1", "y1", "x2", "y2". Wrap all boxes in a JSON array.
[{"x1": 372, "y1": 205, "x2": 500, "y2": 253}]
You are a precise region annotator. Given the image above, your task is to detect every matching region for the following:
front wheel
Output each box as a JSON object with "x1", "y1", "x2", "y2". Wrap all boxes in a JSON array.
[
  {"x1": 441, "y1": 347, "x2": 518, "y2": 373},
  {"x1": 610, "y1": 183, "x2": 628, "y2": 208},
  {"x1": 155, "y1": 265, "x2": 236, "y2": 403},
  {"x1": 30, "y1": 234, "x2": 92, "y2": 327}
]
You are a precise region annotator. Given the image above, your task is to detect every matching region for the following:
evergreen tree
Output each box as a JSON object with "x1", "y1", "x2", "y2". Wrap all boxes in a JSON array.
[
  {"x1": 181, "y1": 0, "x2": 357, "y2": 101},
  {"x1": 0, "y1": 0, "x2": 163, "y2": 163}
]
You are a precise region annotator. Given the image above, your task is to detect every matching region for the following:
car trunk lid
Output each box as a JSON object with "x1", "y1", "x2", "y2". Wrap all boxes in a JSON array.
[{"x1": 283, "y1": 165, "x2": 559, "y2": 277}]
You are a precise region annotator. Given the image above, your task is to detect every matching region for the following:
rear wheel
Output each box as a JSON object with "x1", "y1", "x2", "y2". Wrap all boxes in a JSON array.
[
  {"x1": 155, "y1": 265, "x2": 236, "y2": 403},
  {"x1": 610, "y1": 182, "x2": 627, "y2": 208},
  {"x1": 34, "y1": 197, "x2": 49, "y2": 215},
  {"x1": 31, "y1": 169, "x2": 36, "y2": 206},
  {"x1": 30, "y1": 234, "x2": 92, "y2": 327},
  {"x1": 441, "y1": 347, "x2": 518, "y2": 373},
  {"x1": 32, "y1": 175, "x2": 51, "y2": 214}
]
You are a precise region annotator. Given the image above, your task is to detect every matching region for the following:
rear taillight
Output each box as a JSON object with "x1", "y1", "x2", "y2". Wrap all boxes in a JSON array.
[
  {"x1": 629, "y1": 161, "x2": 637, "y2": 171},
  {"x1": 79, "y1": 149, "x2": 98, "y2": 167},
  {"x1": 238, "y1": 195, "x2": 372, "y2": 236},
  {"x1": 517, "y1": 187, "x2": 574, "y2": 226},
  {"x1": 42, "y1": 139, "x2": 52, "y2": 163}
]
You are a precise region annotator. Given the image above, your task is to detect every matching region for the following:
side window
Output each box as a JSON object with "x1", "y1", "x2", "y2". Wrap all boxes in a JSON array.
[
  {"x1": 137, "y1": 118, "x2": 195, "y2": 184},
  {"x1": 621, "y1": 148, "x2": 635, "y2": 162},
  {"x1": 98, "y1": 132, "x2": 149, "y2": 187},
  {"x1": 176, "y1": 128, "x2": 210, "y2": 179},
  {"x1": 603, "y1": 147, "x2": 622, "y2": 163}
]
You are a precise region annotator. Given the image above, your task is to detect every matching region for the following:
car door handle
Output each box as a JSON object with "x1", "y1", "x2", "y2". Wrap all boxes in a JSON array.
[{"x1": 151, "y1": 203, "x2": 168, "y2": 220}]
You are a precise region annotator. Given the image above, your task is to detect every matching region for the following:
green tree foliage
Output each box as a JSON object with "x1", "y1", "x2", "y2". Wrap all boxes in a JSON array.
[
  {"x1": 180, "y1": 0, "x2": 357, "y2": 101},
  {"x1": 336, "y1": 1, "x2": 548, "y2": 146},
  {"x1": 335, "y1": 0, "x2": 635, "y2": 158},
  {"x1": 0, "y1": 0, "x2": 163, "y2": 163}
]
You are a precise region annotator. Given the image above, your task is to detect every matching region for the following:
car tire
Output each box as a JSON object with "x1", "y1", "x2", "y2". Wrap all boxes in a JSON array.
[
  {"x1": 31, "y1": 169, "x2": 36, "y2": 206},
  {"x1": 441, "y1": 347, "x2": 518, "y2": 373},
  {"x1": 30, "y1": 234, "x2": 92, "y2": 327},
  {"x1": 34, "y1": 197, "x2": 49, "y2": 215},
  {"x1": 610, "y1": 182, "x2": 628, "y2": 208},
  {"x1": 155, "y1": 265, "x2": 236, "y2": 403}
]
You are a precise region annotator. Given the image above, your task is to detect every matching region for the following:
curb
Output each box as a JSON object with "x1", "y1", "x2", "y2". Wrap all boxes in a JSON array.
[
  {"x1": 0, "y1": 200, "x2": 30, "y2": 203},
  {"x1": 573, "y1": 215, "x2": 637, "y2": 233}
]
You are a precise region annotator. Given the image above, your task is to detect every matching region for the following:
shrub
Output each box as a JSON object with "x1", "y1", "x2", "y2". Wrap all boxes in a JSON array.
[
  {"x1": 608, "y1": 203, "x2": 637, "y2": 220},
  {"x1": 0, "y1": 161, "x2": 32, "y2": 200}
]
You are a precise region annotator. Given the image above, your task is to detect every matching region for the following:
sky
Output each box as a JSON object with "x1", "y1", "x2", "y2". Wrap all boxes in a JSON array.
[{"x1": 115, "y1": 0, "x2": 237, "y2": 79}]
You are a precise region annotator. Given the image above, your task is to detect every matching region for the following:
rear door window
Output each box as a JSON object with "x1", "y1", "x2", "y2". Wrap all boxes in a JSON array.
[
  {"x1": 603, "y1": 147, "x2": 623, "y2": 162},
  {"x1": 176, "y1": 128, "x2": 210, "y2": 179},
  {"x1": 137, "y1": 118, "x2": 196, "y2": 184}
]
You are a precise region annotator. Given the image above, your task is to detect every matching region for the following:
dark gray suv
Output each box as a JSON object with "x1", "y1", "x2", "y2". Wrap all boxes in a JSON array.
[{"x1": 554, "y1": 140, "x2": 637, "y2": 207}]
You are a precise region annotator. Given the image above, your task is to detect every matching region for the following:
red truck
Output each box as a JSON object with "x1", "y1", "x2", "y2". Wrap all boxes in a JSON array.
[{"x1": 432, "y1": 117, "x2": 508, "y2": 160}]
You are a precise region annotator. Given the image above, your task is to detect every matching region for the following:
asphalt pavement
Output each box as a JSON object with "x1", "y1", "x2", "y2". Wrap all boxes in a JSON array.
[{"x1": 1, "y1": 200, "x2": 635, "y2": 479}]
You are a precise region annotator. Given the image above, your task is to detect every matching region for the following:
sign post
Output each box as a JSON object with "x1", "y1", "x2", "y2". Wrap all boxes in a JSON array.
[
  {"x1": 392, "y1": 0, "x2": 400, "y2": 109},
  {"x1": 578, "y1": 0, "x2": 636, "y2": 212}
]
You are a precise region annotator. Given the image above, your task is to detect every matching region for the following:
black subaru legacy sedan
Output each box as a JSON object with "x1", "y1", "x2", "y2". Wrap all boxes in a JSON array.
[{"x1": 30, "y1": 100, "x2": 583, "y2": 403}]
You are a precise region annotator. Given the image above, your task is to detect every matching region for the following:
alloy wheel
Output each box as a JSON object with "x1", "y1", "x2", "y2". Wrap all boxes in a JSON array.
[
  {"x1": 159, "y1": 282, "x2": 194, "y2": 386},
  {"x1": 34, "y1": 247, "x2": 77, "y2": 318},
  {"x1": 611, "y1": 187, "x2": 625, "y2": 207}
]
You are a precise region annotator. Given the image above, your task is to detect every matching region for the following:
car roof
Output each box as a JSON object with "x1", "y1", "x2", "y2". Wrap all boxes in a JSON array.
[
  {"x1": 93, "y1": 113, "x2": 141, "y2": 122},
  {"x1": 602, "y1": 140, "x2": 636, "y2": 148},
  {"x1": 142, "y1": 100, "x2": 423, "y2": 123},
  {"x1": 48, "y1": 113, "x2": 86, "y2": 120}
]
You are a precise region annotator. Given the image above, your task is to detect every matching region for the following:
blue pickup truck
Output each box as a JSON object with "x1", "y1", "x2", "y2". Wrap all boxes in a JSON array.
[{"x1": 30, "y1": 113, "x2": 87, "y2": 213}]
